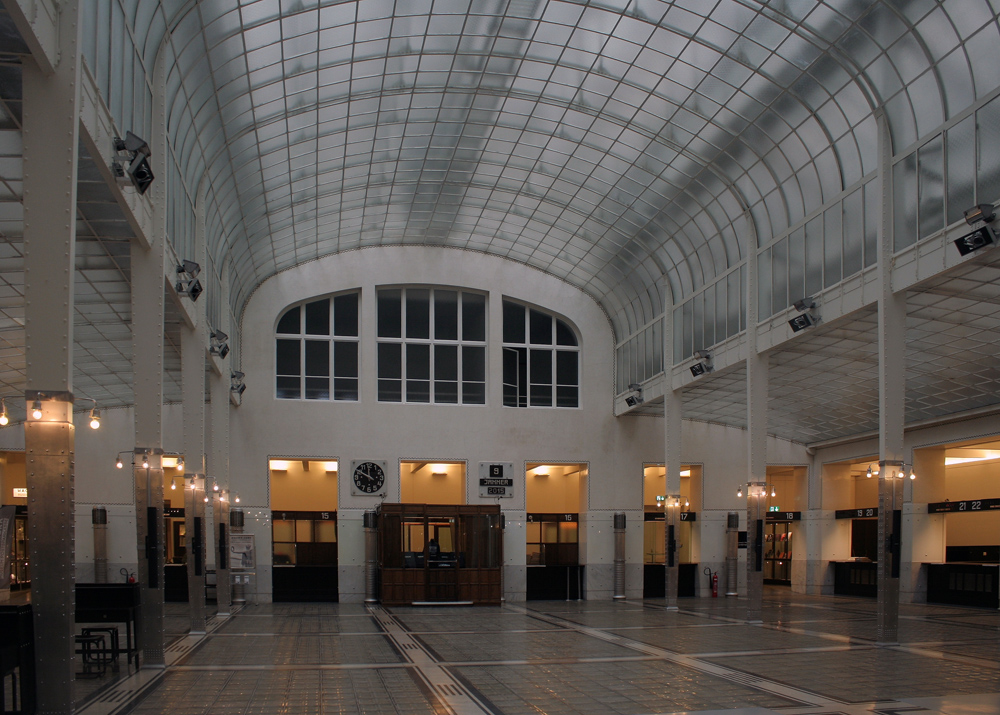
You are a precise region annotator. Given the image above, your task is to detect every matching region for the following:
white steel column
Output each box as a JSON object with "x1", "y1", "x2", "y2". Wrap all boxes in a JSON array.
[
  {"x1": 876, "y1": 110, "x2": 906, "y2": 645},
  {"x1": 21, "y1": 0, "x2": 81, "y2": 708},
  {"x1": 745, "y1": 211, "x2": 768, "y2": 623},
  {"x1": 210, "y1": 267, "x2": 232, "y2": 615},
  {"x1": 182, "y1": 320, "x2": 208, "y2": 632},
  {"x1": 662, "y1": 285, "x2": 682, "y2": 609}
]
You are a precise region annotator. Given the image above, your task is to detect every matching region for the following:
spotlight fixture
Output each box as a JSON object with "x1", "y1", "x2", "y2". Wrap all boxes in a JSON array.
[
  {"x1": 210, "y1": 329, "x2": 230, "y2": 359},
  {"x1": 864, "y1": 461, "x2": 916, "y2": 480},
  {"x1": 175, "y1": 261, "x2": 203, "y2": 301},
  {"x1": 690, "y1": 350, "x2": 713, "y2": 377},
  {"x1": 738, "y1": 482, "x2": 776, "y2": 498},
  {"x1": 624, "y1": 382, "x2": 644, "y2": 407},
  {"x1": 111, "y1": 131, "x2": 154, "y2": 195},
  {"x1": 789, "y1": 296, "x2": 819, "y2": 332},
  {"x1": 963, "y1": 203, "x2": 996, "y2": 226},
  {"x1": 31, "y1": 399, "x2": 42, "y2": 420},
  {"x1": 231, "y1": 370, "x2": 246, "y2": 396},
  {"x1": 0, "y1": 397, "x2": 7, "y2": 426},
  {"x1": 955, "y1": 204, "x2": 996, "y2": 255}
]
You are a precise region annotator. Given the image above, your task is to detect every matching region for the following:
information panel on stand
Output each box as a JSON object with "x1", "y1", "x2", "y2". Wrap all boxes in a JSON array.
[
  {"x1": 928, "y1": 498, "x2": 1000, "y2": 513},
  {"x1": 835, "y1": 507, "x2": 879, "y2": 519}
]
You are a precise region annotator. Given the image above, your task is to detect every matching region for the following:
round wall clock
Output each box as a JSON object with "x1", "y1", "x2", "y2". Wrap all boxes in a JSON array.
[{"x1": 352, "y1": 461, "x2": 386, "y2": 494}]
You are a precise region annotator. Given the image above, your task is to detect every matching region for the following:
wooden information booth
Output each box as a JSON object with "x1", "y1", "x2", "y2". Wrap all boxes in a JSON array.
[{"x1": 377, "y1": 504, "x2": 502, "y2": 605}]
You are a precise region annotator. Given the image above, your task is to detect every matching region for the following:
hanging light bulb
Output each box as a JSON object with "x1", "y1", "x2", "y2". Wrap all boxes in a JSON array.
[
  {"x1": 170, "y1": 480, "x2": 176, "y2": 490},
  {"x1": 177, "y1": 458, "x2": 185, "y2": 473},
  {"x1": 684, "y1": 498, "x2": 690, "y2": 507},
  {"x1": 31, "y1": 399, "x2": 42, "y2": 420},
  {"x1": 115, "y1": 456, "x2": 123, "y2": 469},
  {"x1": 909, "y1": 468, "x2": 916, "y2": 480},
  {"x1": 771, "y1": 486, "x2": 776, "y2": 497},
  {"x1": 866, "y1": 465, "x2": 873, "y2": 478},
  {"x1": 141, "y1": 452, "x2": 149, "y2": 469},
  {"x1": 234, "y1": 494, "x2": 241, "y2": 503},
  {"x1": 89, "y1": 407, "x2": 101, "y2": 430},
  {"x1": 737, "y1": 485, "x2": 743, "y2": 498},
  {"x1": 0, "y1": 398, "x2": 8, "y2": 426},
  {"x1": 204, "y1": 495, "x2": 209, "y2": 503},
  {"x1": 213, "y1": 482, "x2": 219, "y2": 492}
]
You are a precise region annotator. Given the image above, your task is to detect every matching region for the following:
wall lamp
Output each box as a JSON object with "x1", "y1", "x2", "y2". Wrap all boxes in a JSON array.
[
  {"x1": 231, "y1": 370, "x2": 246, "y2": 396},
  {"x1": 789, "y1": 297, "x2": 819, "y2": 332},
  {"x1": 111, "y1": 131, "x2": 154, "y2": 195},
  {"x1": 955, "y1": 204, "x2": 997, "y2": 256},
  {"x1": 737, "y1": 481, "x2": 776, "y2": 498},
  {"x1": 690, "y1": 350, "x2": 713, "y2": 377},
  {"x1": 0, "y1": 397, "x2": 8, "y2": 426},
  {"x1": 77, "y1": 397, "x2": 102, "y2": 429},
  {"x1": 624, "y1": 383, "x2": 643, "y2": 407},
  {"x1": 656, "y1": 494, "x2": 689, "y2": 508},
  {"x1": 210, "y1": 329, "x2": 229, "y2": 359},
  {"x1": 865, "y1": 461, "x2": 916, "y2": 480},
  {"x1": 176, "y1": 260, "x2": 203, "y2": 301}
]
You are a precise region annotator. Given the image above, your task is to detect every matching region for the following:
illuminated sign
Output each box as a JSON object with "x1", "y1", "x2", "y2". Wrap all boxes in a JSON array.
[{"x1": 12, "y1": 488, "x2": 26, "y2": 498}]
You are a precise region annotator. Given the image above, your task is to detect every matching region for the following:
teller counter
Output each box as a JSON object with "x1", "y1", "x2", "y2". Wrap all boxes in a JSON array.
[{"x1": 926, "y1": 562, "x2": 999, "y2": 608}]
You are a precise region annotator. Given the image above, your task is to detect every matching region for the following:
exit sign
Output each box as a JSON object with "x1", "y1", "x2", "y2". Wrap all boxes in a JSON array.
[{"x1": 768, "y1": 505, "x2": 780, "y2": 512}]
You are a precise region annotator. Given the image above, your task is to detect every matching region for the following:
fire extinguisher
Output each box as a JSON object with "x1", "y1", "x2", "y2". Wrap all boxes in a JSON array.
[{"x1": 703, "y1": 567, "x2": 718, "y2": 597}]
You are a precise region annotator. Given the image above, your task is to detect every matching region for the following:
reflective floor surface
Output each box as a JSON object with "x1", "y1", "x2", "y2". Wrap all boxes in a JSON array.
[{"x1": 67, "y1": 589, "x2": 1000, "y2": 715}]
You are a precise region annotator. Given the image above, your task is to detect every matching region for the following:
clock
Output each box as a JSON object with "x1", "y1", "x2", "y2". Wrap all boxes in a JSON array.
[{"x1": 351, "y1": 460, "x2": 386, "y2": 496}]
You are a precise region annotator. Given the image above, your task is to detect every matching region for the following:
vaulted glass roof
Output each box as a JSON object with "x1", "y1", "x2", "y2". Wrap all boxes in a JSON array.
[{"x1": 99, "y1": 0, "x2": 1000, "y2": 333}]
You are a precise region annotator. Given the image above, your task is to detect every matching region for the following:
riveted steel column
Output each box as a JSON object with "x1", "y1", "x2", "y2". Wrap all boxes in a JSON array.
[
  {"x1": 876, "y1": 110, "x2": 905, "y2": 645},
  {"x1": 92, "y1": 506, "x2": 108, "y2": 583},
  {"x1": 209, "y1": 264, "x2": 232, "y2": 615},
  {"x1": 745, "y1": 210, "x2": 768, "y2": 624},
  {"x1": 364, "y1": 510, "x2": 378, "y2": 602},
  {"x1": 22, "y1": 0, "x2": 82, "y2": 706},
  {"x1": 215, "y1": 491, "x2": 231, "y2": 615},
  {"x1": 613, "y1": 513, "x2": 626, "y2": 600},
  {"x1": 725, "y1": 512, "x2": 739, "y2": 596}
]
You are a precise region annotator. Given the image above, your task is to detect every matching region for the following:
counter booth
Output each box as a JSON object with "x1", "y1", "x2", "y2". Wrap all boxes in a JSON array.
[{"x1": 377, "y1": 503, "x2": 502, "y2": 605}]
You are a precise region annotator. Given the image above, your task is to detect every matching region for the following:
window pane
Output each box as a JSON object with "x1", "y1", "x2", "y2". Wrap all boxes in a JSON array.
[
  {"x1": 406, "y1": 289, "x2": 430, "y2": 339},
  {"x1": 503, "y1": 301, "x2": 525, "y2": 343},
  {"x1": 435, "y1": 345, "x2": 458, "y2": 381},
  {"x1": 334, "y1": 341, "x2": 358, "y2": 378},
  {"x1": 463, "y1": 381, "x2": 485, "y2": 404},
  {"x1": 463, "y1": 293, "x2": 486, "y2": 341},
  {"x1": 556, "y1": 351, "x2": 578, "y2": 385},
  {"x1": 530, "y1": 348, "x2": 551, "y2": 383},
  {"x1": 407, "y1": 344, "x2": 430, "y2": 380},
  {"x1": 435, "y1": 380, "x2": 459, "y2": 404},
  {"x1": 333, "y1": 378, "x2": 358, "y2": 401},
  {"x1": 529, "y1": 309, "x2": 552, "y2": 344},
  {"x1": 530, "y1": 384, "x2": 553, "y2": 406},
  {"x1": 333, "y1": 293, "x2": 358, "y2": 336},
  {"x1": 556, "y1": 385, "x2": 578, "y2": 408},
  {"x1": 276, "y1": 376, "x2": 300, "y2": 399},
  {"x1": 406, "y1": 379, "x2": 431, "y2": 403},
  {"x1": 463, "y1": 346, "x2": 485, "y2": 382},
  {"x1": 378, "y1": 379, "x2": 402, "y2": 402},
  {"x1": 555, "y1": 318, "x2": 577, "y2": 346},
  {"x1": 277, "y1": 306, "x2": 300, "y2": 334},
  {"x1": 305, "y1": 341, "x2": 329, "y2": 377},
  {"x1": 378, "y1": 343, "x2": 401, "y2": 379},
  {"x1": 276, "y1": 340, "x2": 301, "y2": 376},
  {"x1": 434, "y1": 290, "x2": 458, "y2": 340},
  {"x1": 305, "y1": 299, "x2": 330, "y2": 335},
  {"x1": 378, "y1": 290, "x2": 401, "y2": 338},
  {"x1": 305, "y1": 377, "x2": 329, "y2": 400}
]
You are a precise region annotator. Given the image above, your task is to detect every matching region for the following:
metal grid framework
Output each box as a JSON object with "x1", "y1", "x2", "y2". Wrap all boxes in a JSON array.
[{"x1": 0, "y1": 1, "x2": 995, "y2": 444}]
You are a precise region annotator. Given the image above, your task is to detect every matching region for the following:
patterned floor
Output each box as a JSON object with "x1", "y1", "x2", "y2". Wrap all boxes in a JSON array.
[{"x1": 68, "y1": 590, "x2": 1000, "y2": 715}]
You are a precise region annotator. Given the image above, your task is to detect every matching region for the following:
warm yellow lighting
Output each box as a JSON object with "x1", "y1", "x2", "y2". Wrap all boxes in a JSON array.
[
  {"x1": 0, "y1": 398, "x2": 8, "y2": 426},
  {"x1": 141, "y1": 453, "x2": 149, "y2": 469},
  {"x1": 170, "y1": 481, "x2": 176, "y2": 490},
  {"x1": 269, "y1": 459, "x2": 290, "y2": 471},
  {"x1": 323, "y1": 461, "x2": 338, "y2": 472},
  {"x1": 116, "y1": 456, "x2": 123, "y2": 469},
  {"x1": 31, "y1": 400, "x2": 42, "y2": 420},
  {"x1": 162, "y1": 456, "x2": 178, "y2": 468},
  {"x1": 234, "y1": 494, "x2": 241, "y2": 503},
  {"x1": 945, "y1": 450, "x2": 1000, "y2": 465},
  {"x1": 679, "y1": 469, "x2": 690, "y2": 477},
  {"x1": 532, "y1": 466, "x2": 550, "y2": 477},
  {"x1": 89, "y1": 408, "x2": 101, "y2": 429}
]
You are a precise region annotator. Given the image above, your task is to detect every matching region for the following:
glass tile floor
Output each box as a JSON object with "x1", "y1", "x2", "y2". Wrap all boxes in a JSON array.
[{"x1": 69, "y1": 589, "x2": 999, "y2": 715}]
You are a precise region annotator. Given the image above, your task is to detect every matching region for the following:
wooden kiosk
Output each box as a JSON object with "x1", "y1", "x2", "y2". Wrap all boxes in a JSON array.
[{"x1": 377, "y1": 504, "x2": 502, "y2": 605}]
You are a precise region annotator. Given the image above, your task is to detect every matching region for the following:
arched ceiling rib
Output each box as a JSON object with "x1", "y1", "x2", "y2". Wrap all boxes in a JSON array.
[{"x1": 131, "y1": 0, "x2": 998, "y2": 337}]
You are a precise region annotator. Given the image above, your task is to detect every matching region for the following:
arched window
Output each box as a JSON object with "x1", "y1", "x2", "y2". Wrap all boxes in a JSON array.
[
  {"x1": 275, "y1": 291, "x2": 359, "y2": 401},
  {"x1": 502, "y1": 300, "x2": 579, "y2": 408}
]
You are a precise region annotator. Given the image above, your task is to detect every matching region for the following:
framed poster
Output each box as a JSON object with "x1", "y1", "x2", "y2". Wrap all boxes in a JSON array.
[{"x1": 229, "y1": 533, "x2": 256, "y2": 569}]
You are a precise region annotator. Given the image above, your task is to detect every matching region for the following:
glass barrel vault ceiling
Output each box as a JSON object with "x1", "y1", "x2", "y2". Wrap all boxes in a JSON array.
[
  {"x1": 144, "y1": 0, "x2": 1000, "y2": 335},
  {"x1": 145, "y1": 0, "x2": 1000, "y2": 335}
]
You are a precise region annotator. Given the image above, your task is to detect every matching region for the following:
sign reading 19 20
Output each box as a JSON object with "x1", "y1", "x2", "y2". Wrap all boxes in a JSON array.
[{"x1": 479, "y1": 462, "x2": 515, "y2": 498}]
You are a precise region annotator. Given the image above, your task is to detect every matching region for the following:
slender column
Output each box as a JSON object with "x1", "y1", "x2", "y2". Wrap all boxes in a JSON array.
[
  {"x1": 184, "y1": 474, "x2": 207, "y2": 632},
  {"x1": 745, "y1": 210, "x2": 768, "y2": 623},
  {"x1": 612, "y1": 513, "x2": 626, "y2": 600},
  {"x1": 211, "y1": 357, "x2": 232, "y2": 615},
  {"x1": 662, "y1": 284, "x2": 682, "y2": 609},
  {"x1": 22, "y1": 0, "x2": 81, "y2": 708},
  {"x1": 215, "y1": 492, "x2": 231, "y2": 615},
  {"x1": 183, "y1": 323, "x2": 208, "y2": 632},
  {"x1": 876, "y1": 109, "x2": 905, "y2": 644}
]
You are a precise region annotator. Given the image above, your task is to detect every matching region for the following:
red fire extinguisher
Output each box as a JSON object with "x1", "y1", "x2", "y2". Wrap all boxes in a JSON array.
[{"x1": 703, "y1": 567, "x2": 719, "y2": 597}]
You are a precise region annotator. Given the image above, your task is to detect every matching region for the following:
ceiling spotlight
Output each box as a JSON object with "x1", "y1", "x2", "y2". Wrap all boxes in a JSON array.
[
  {"x1": 89, "y1": 407, "x2": 101, "y2": 430},
  {"x1": 175, "y1": 261, "x2": 203, "y2": 301},
  {"x1": 231, "y1": 370, "x2": 246, "y2": 395},
  {"x1": 690, "y1": 350, "x2": 713, "y2": 377},
  {"x1": 112, "y1": 131, "x2": 154, "y2": 194},
  {"x1": 963, "y1": 203, "x2": 996, "y2": 226},
  {"x1": 210, "y1": 329, "x2": 230, "y2": 359},
  {"x1": 624, "y1": 382, "x2": 643, "y2": 407},
  {"x1": 31, "y1": 399, "x2": 42, "y2": 420},
  {"x1": 0, "y1": 398, "x2": 7, "y2": 426},
  {"x1": 789, "y1": 297, "x2": 819, "y2": 332}
]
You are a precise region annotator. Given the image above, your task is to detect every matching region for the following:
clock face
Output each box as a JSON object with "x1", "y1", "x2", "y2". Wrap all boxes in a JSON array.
[{"x1": 353, "y1": 461, "x2": 385, "y2": 494}]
